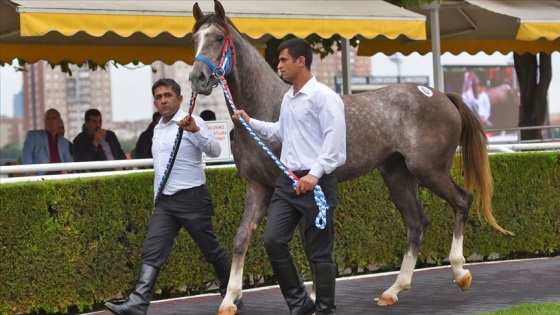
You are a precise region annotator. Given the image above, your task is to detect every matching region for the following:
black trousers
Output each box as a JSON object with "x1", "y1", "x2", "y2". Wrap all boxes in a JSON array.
[
  {"x1": 264, "y1": 171, "x2": 338, "y2": 264},
  {"x1": 141, "y1": 185, "x2": 227, "y2": 267}
]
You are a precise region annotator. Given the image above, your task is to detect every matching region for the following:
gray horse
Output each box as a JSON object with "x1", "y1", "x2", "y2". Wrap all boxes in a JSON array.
[{"x1": 188, "y1": 1, "x2": 510, "y2": 314}]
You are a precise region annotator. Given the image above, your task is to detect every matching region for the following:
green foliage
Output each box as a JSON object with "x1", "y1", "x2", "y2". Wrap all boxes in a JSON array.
[
  {"x1": 0, "y1": 143, "x2": 22, "y2": 160},
  {"x1": 119, "y1": 139, "x2": 137, "y2": 155},
  {"x1": 478, "y1": 303, "x2": 560, "y2": 315},
  {"x1": 0, "y1": 152, "x2": 558, "y2": 313}
]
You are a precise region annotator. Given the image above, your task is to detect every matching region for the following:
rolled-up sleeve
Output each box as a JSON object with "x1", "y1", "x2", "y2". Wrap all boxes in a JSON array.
[{"x1": 193, "y1": 118, "x2": 221, "y2": 158}]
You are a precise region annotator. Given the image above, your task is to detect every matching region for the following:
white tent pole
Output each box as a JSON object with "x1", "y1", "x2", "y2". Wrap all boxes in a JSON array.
[
  {"x1": 341, "y1": 38, "x2": 352, "y2": 95},
  {"x1": 423, "y1": 1, "x2": 444, "y2": 91}
]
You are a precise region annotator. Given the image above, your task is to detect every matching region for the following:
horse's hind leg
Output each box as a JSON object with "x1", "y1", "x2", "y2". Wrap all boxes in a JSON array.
[
  {"x1": 376, "y1": 156, "x2": 429, "y2": 306},
  {"x1": 219, "y1": 182, "x2": 273, "y2": 315},
  {"x1": 413, "y1": 165, "x2": 474, "y2": 291}
]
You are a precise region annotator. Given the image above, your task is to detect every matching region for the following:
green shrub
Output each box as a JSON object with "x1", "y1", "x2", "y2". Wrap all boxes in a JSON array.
[{"x1": 0, "y1": 152, "x2": 558, "y2": 314}]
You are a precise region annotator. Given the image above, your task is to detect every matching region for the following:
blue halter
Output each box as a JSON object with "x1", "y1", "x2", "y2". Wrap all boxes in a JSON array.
[{"x1": 194, "y1": 37, "x2": 234, "y2": 77}]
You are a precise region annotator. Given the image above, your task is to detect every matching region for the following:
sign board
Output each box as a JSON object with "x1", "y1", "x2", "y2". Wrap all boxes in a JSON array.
[{"x1": 203, "y1": 120, "x2": 233, "y2": 163}]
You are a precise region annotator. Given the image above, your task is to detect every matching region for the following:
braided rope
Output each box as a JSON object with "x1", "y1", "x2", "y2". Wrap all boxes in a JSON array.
[{"x1": 217, "y1": 75, "x2": 329, "y2": 229}]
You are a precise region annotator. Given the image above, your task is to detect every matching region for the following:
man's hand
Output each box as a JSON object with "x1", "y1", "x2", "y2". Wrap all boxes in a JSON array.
[
  {"x1": 295, "y1": 174, "x2": 319, "y2": 195},
  {"x1": 93, "y1": 129, "x2": 106, "y2": 147},
  {"x1": 232, "y1": 110, "x2": 250, "y2": 123},
  {"x1": 177, "y1": 115, "x2": 200, "y2": 133}
]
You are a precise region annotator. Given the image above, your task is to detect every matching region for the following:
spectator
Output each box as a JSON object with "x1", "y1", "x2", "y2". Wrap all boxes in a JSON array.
[
  {"x1": 200, "y1": 109, "x2": 217, "y2": 121},
  {"x1": 73, "y1": 109, "x2": 126, "y2": 171},
  {"x1": 133, "y1": 111, "x2": 162, "y2": 160},
  {"x1": 21, "y1": 108, "x2": 73, "y2": 176}
]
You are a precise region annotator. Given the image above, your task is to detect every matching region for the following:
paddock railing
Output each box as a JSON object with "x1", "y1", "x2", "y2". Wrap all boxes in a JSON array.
[{"x1": 2, "y1": 124, "x2": 559, "y2": 184}]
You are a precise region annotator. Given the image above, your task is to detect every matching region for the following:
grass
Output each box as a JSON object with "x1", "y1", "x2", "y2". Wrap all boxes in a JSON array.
[{"x1": 478, "y1": 303, "x2": 560, "y2": 314}]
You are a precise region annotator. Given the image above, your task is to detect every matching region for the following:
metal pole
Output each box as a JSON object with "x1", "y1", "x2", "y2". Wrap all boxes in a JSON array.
[
  {"x1": 428, "y1": 5, "x2": 444, "y2": 91},
  {"x1": 341, "y1": 38, "x2": 352, "y2": 95}
]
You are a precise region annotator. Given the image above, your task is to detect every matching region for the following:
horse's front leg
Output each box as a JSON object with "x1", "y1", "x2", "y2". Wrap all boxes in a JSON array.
[{"x1": 219, "y1": 182, "x2": 273, "y2": 315}]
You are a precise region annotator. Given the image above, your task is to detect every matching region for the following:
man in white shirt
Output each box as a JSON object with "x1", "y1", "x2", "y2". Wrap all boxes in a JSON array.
[
  {"x1": 106, "y1": 78, "x2": 242, "y2": 314},
  {"x1": 233, "y1": 38, "x2": 346, "y2": 315}
]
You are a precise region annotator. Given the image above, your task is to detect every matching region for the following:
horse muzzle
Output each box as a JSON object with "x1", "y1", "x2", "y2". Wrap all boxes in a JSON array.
[{"x1": 189, "y1": 69, "x2": 217, "y2": 96}]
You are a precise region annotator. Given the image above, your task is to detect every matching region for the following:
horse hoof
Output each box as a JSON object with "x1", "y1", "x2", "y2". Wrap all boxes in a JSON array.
[
  {"x1": 218, "y1": 305, "x2": 237, "y2": 315},
  {"x1": 376, "y1": 294, "x2": 397, "y2": 306},
  {"x1": 457, "y1": 270, "x2": 472, "y2": 291}
]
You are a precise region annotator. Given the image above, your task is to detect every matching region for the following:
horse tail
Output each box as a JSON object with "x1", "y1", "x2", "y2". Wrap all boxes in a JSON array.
[{"x1": 446, "y1": 93, "x2": 513, "y2": 235}]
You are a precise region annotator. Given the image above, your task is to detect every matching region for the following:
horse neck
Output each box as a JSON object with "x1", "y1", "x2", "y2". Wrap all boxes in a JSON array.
[{"x1": 224, "y1": 33, "x2": 288, "y2": 121}]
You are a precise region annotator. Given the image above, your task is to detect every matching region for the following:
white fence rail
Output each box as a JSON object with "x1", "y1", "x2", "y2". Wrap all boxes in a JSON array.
[
  {"x1": 0, "y1": 159, "x2": 235, "y2": 184},
  {"x1": 2, "y1": 141, "x2": 559, "y2": 184}
]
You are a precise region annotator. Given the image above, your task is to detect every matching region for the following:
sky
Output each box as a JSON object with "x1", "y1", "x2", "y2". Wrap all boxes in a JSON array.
[{"x1": 1, "y1": 52, "x2": 559, "y2": 121}]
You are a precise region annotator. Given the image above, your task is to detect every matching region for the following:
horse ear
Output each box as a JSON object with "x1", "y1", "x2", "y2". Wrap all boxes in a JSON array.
[
  {"x1": 193, "y1": 2, "x2": 203, "y2": 21},
  {"x1": 214, "y1": 0, "x2": 226, "y2": 20}
]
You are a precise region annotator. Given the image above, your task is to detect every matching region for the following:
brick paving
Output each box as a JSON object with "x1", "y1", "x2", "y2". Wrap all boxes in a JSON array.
[{"x1": 88, "y1": 256, "x2": 560, "y2": 315}]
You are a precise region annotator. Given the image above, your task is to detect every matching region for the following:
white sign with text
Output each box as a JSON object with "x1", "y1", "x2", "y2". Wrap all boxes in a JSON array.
[{"x1": 203, "y1": 120, "x2": 232, "y2": 163}]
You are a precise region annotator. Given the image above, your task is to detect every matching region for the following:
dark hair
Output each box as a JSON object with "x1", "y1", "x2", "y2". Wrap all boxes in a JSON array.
[
  {"x1": 200, "y1": 110, "x2": 216, "y2": 121},
  {"x1": 277, "y1": 38, "x2": 313, "y2": 70},
  {"x1": 84, "y1": 109, "x2": 101, "y2": 123},
  {"x1": 152, "y1": 78, "x2": 181, "y2": 97}
]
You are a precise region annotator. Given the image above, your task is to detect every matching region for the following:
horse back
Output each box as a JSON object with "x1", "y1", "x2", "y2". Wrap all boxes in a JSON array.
[{"x1": 336, "y1": 83, "x2": 462, "y2": 182}]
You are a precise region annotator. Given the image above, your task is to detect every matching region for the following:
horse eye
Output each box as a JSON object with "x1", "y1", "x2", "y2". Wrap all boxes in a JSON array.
[{"x1": 217, "y1": 35, "x2": 224, "y2": 43}]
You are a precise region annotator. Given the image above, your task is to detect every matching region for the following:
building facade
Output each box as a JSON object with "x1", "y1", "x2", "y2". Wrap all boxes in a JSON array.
[{"x1": 22, "y1": 61, "x2": 112, "y2": 140}]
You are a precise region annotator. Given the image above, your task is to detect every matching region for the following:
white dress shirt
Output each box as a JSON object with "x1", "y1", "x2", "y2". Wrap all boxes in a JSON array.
[
  {"x1": 249, "y1": 76, "x2": 346, "y2": 178},
  {"x1": 152, "y1": 108, "x2": 221, "y2": 196}
]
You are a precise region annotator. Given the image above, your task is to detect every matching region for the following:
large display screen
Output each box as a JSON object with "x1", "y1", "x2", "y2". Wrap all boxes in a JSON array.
[{"x1": 444, "y1": 65, "x2": 519, "y2": 132}]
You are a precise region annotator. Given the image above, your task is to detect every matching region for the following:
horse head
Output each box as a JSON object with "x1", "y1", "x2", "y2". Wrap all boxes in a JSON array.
[{"x1": 190, "y1": 1, "x2": 236, "y2": 95}]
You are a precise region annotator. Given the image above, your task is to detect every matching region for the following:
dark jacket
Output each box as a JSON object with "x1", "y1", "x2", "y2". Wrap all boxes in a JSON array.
[
  {"x1": 134, "y1": 124, "x2": 154, "y2": 159},
  {"x1": 73, "y1": 129, "x2": 126, "y2": 164}
]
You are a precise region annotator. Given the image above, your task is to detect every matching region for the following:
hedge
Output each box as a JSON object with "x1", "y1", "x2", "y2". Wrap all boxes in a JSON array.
[{"x1": 0, "y1": 152, "x2": 558, "y2": 314}]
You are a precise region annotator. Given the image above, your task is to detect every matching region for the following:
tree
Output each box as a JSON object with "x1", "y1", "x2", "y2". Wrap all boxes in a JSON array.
[{"x1": 514, "y1": 53, "x2": 552, "y2": 140}]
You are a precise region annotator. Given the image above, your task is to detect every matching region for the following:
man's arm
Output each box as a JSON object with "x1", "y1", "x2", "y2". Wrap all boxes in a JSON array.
[
  {"x1": 309, "y1": 92, "x2": 346, "y2": 179},
  {"x1": 178, "y1": 115, "x2": 221, "y2": 158},
  {"x1": 232, "y1": 109, "x2": 281, "y2": 142}
]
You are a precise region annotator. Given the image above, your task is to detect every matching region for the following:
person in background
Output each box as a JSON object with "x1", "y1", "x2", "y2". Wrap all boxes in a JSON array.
[
  {"x1": 133, "y1": 111, "x2": 162, "y2": 160},
  {"x1": 21, "y1": 108, "x2": 73, "y2": 176},
  {"x1": 474, "y1": 83, "x2": 492, "y2": 127},
  {"x1": 233, "y1": 38, "x2": 346, "y2": 315},
  {"x1": 73, "y1": 109, "x2": 126, "y2": 171},
  {"x1": 105, "y1": 78, "x2": 242, "y2": 314},
  {"x1": 200, "y1": 109, "x2": 217, "y2": 121}
]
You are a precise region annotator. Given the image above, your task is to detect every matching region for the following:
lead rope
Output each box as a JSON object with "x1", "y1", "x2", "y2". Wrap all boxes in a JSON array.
[
  {"x1": 219, "y1": 76, "x2": 329, "y2": 229},
  {"x1": 195, "y1": 36, "x2": 328, "y2": 229},
  {"x1": 153, "y1": 91, "x2": 198, "y2": 206}
]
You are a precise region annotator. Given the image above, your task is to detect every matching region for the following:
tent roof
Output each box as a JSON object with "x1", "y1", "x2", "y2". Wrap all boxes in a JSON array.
[
  {"x1": 0, "y1": 0, "x2": 426, "y2": 65},
  {"x1": 357, "y1": 0, "x2": 560, "y2": 56}
]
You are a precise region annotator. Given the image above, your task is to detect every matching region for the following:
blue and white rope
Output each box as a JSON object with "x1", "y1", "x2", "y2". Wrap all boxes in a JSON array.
[{"x1": 217, "y1": 77, "x2": 329, "y2": 229}]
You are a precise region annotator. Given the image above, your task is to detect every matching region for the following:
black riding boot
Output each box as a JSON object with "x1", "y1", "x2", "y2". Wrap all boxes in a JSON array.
[
  {"x1": 212, "y1": 255, "x2": 244, "y2": 310},
  {"x1": 105, "y1": 264, "x2": 160, "y2": 315},
  {"x1": 315, "y1": 263, "x2": 337, "y2": 314},
  {"x1": 270, "y1": 257, "x2": 316, "y2": 315}
]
